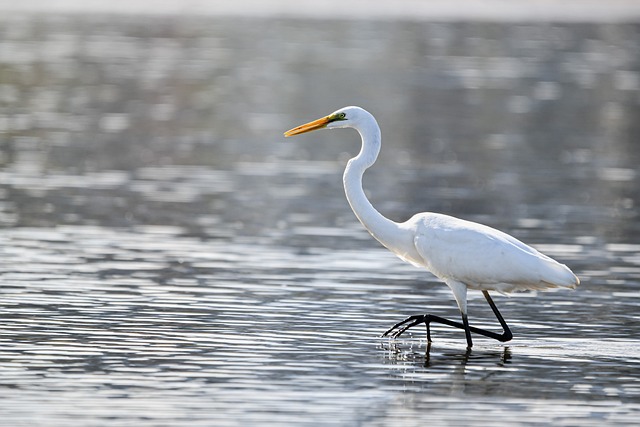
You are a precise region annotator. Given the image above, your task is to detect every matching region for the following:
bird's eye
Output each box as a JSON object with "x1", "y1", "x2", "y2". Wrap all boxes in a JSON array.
[{"x1": 338, "y1": 113, "x2": 346, "y2": 119}]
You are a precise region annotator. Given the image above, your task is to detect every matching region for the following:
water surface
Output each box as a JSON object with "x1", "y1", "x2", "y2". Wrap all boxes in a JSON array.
[{"x1": 0, "y1": 12, "x2": 639, "y2": 426}]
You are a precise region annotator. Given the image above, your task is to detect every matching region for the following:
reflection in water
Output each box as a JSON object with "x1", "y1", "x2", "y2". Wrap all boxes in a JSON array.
[
  {"x1": 386, "y1": 343, "x2": 514, "y2": 400},
  {"x1": 383, "y1": 341, "x2": 512, "y2": 369},
  {"x1": 0, "y1": 11, "x2": 640, "y2": 427}
]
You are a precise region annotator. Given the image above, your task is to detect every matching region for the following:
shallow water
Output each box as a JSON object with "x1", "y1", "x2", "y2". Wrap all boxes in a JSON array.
[{"x1": 1, "y1": 12, "x2": 640, "y2": 426}]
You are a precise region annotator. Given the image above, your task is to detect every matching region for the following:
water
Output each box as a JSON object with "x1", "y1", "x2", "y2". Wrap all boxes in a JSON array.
[{"x1": 1, "y1": 10, "x2": 640, "y2": 426}]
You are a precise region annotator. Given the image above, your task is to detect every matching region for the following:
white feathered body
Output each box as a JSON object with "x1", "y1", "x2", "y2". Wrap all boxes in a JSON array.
[{"x1": 386, "y1": 212, "x2": 579, "y2": 294}]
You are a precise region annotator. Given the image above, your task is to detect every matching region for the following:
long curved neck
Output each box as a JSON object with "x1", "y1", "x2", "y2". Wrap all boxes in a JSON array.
[{"x1": 343, "y1": 118, "x2": 401, "y2": 248}]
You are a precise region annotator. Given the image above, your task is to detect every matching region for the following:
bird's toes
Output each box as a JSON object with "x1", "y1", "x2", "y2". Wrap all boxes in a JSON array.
[{"x1": 390, "y1": 329, "x2": 407, "y2": 339}]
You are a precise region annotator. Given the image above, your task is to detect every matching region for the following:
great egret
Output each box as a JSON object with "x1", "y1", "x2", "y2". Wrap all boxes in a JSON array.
[{"x1": 284, "y1": 106, "x2": 579, "y2": 348}]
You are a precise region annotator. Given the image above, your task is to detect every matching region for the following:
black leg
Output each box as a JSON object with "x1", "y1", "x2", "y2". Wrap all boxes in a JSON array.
[
  {"x1": 382, "y1": 290, "x2": 513, "y2": 346},
  {"x1": 382, "y1": 313, "x2": 471, "y2": 339},
  {"x1": 481, "y1": 290, "x2": 513, "y2": 342},
  {"x1": 461, "y1": 313, "x2": 473, "y2": 348}
]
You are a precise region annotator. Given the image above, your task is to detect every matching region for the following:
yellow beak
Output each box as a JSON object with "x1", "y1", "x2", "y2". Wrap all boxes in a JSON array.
[{"x1": 284, "y1": 115, "x2": 331, "y2": 137}]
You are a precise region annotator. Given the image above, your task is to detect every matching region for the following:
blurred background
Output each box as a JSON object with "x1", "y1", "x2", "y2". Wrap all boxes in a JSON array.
[
  {"x1": 1, "y1": 1, "x2": 640, "y2": 426},
  {"x1": 0, "y1": 1, "x2": 638, "y2": 241}
]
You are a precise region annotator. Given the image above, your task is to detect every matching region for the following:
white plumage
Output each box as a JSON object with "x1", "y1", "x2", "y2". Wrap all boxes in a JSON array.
[
  {"x1": 408, "y1": 212, "x2": 578, "y2": 292},
  {"x1": 285, "y1": 106, "x2": 579, "y2": 348}
]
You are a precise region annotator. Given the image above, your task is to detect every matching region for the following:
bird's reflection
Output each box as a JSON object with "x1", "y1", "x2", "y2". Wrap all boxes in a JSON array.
[
  {"x1": 381, "y1": 340, "x2": 513, "y2": 396},
  {"x1": 381, "y1": 340, "x2": 512, "y2": 369},
  {"x1": 426, "y1": 344, "x2": 512, "y2": 368}
]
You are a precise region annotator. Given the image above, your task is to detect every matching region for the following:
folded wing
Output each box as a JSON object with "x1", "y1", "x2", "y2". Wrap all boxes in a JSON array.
[{"x1": 413, "y1": 213, "x2": 579, "y2": 293}]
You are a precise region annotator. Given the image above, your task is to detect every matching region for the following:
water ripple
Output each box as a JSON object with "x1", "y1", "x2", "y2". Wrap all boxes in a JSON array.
[{"x1": 1, "y1": 12, "x2": 640, "y2": 427}]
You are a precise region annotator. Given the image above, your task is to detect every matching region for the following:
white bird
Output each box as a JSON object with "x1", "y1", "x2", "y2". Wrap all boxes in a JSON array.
[{"x1": 284, "y1": 106, "x2": 579, "y2": 348}]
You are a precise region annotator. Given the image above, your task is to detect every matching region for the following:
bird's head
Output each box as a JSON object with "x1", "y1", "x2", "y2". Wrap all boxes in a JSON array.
[{"x1": 284, "y1": 106, "x2": 370, "y2": 137}]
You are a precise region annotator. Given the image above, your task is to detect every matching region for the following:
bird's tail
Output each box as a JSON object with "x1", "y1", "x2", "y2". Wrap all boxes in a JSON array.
[{"x1": 544, "y1": 261, "x2": 580, "y2": 289}]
